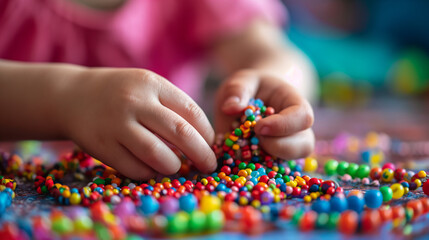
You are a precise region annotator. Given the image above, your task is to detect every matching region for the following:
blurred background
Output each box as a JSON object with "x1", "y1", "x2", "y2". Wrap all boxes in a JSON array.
[{"x1": 284, "y1": 0, "x2": 429, "y2": 107}]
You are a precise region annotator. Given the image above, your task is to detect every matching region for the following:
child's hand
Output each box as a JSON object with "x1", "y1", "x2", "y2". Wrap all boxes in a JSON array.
[
  {"x1": 61, "y1": 68, "x2": 216, "y2": 180},
  {"x1": 215, "y1": 70, "x2": 315, "y2": 159}
]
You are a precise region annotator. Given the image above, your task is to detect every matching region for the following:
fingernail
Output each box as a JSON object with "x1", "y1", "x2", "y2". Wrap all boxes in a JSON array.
[
  {"x1": 222, "y1": 96, "x2": 240, "y2": 110},
  {"x1": 259, "y1": 126, "x2": 270, "y2": 135}
]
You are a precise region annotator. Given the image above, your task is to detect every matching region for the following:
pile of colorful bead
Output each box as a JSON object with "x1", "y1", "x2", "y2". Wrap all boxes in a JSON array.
[{"x1": 0, "y1": 98, "x2": 429, "y2": 238}]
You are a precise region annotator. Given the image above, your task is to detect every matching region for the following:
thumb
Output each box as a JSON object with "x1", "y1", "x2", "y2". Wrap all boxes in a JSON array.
[{"x1": 219, "y1": 70, "x2": 260, "y2": 114}]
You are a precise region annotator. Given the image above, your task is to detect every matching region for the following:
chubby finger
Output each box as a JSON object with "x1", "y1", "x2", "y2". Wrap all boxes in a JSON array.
[
  {"x1": 159, "y1": 81, "x2": 215, "y2": 146},
  {"x1": 258, "y1": 129, "x2": 315, "y2": 159},
  {"x1": 120, "y1": 121, "x2": 182, "y2": 175},
  {"x1": 254, "y1": 101, "x2": 314, "y2": 137},
  {"x1": 217, "y1": 70, "x2": 260, "y2": 114},
  {"x1": 138, "y1": 104, "x2": 217, "y2": 173},
  {"x1": 101, "y1": 142, "x2": 156, "y2": 180}
]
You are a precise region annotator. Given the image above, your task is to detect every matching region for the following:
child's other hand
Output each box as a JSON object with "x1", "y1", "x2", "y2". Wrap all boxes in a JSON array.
[
  {"x1": 61, "y1": 68, "x2": 216, "y2": 180},
  {"x1": 215, "y1": 70, "x2": 315, "y2": 159}
]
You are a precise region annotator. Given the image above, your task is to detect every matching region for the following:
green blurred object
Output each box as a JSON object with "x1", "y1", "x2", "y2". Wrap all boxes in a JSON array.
[{"x1": 389, "y1": 49, "x2": 429, "y2": 95}]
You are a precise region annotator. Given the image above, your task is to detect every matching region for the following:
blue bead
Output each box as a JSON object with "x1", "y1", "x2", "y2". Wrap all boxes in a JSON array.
[
  {"x1": 216, "y1": 183, "x2": 227, "y2": 192},
  {"x1": 295, "y1": 165, "x2": 303, "y2": 172},
  {"x1": 140, "y1": 195, "x2": 159, "y2": 215},
  {"x1": 276, "y1": 178, "x2": 284, "y2": 185},
  {"x1": 309, "y1": 185, "x2": 319, "y2": 192},
  {"x1": 250, "y1": 137, "x2": 259, "y2": 145},
  {"x1": 94, "y1": 187, "x2": 104, "y2": 194},
  {"x1": 400, "y1": 181, "x2": 409, "y2": 188},
  {"x1": 239, "y1": 187, "x2": 248, "y2": 192},
  {"x1": 146, "y1": 186, "x2": 154, "y2": 191},
  {"x1": 311, "y1": 200, "x2": 330, "y2": 213},
  {"x1": 279, "y1": 183, "x2": 287, "y2": 192},
  {"x1": 251, "y1": 171, "x2": 259, "y2": 178},
  {"x1": 245, "y1": 109, "x2": 254, "y2": 116},
  {"x1": 258, "y1": 168, "x2": 266, "y2": 174},
  {"x1": 361, "y1": 150, "x2": 371, "y2": 163},
  {"x1": 330, "y1": 196, "x2": 348, "y2": 213},
  {"x1": 251, "y1": 156, "x2": 260, "y2": 162},
  {"x1": 178, "y1": 194, "x2": 197, "y2": 213},
  {"x1": 347, "y1": 195, "x2": 364, "y2": 213},
  {"x1": 254, "y1": 99, "x2": 264, "y2": 108},
  {"x1": 364, "y1": 190, "x2": 383, "y2": 209},
  {"x1": 178, "y1": 177, "x2": 186, "y2": 185},
  {"x1": 71, "y1": 188, "x2": 79, "y2": 194}
]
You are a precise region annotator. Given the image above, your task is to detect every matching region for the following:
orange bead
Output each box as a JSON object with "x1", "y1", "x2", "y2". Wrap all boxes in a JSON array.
[
  {"x1": 218, "y1": 172, "x2": 226, "y2": 179},
  {"x1": 163, "y1": 182, "x2": 172, "y2": 189},
  {"x1": 221, "y1": 201, "x2": 239, "y2": 220},
  {"x1": 420, "y1": 198, "x2": 429, "y2": 213},
  {"x1": 279, "y1": 205, "x2": 295, "y2": 220},
  {"x1": 392, "y1": 206, "x2": 405, "y2": 220},
  {"x1": 406, "y1": 200, "x2": 423, "y2": 219},
  {"x1": 338, "y1": 210, "x2": 358, "y2": 234},
  {"x1": 244, "y1": 121, "x2": 252, "y2": 128},
  {"x1": 379, "y1": 206, "x2": 393, "y2": 222},
  {"x1": 241, "y1": 206, "x2": 262, "y2": 229}
]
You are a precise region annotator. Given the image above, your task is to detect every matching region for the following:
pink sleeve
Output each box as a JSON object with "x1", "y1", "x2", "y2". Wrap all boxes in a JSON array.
[{"x1": 184, "y1": 0, "x2": 288, "y2": 46}]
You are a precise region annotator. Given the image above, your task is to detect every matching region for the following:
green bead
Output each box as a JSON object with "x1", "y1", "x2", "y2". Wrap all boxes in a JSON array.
[
  {"x1": 126, "y1": 235, "x2": 144, "y2": 240},
  {"x1": 288, "y1": 160, "x2": 297, "y2": 171},
  {"x1": 205, "y1": 210, "x2": 224, "y2": 231},
  {"x1": 316, "y1": 213, "x2": 329, "y2": 229},
  {"x1": 93, "y1": 178, "x2": 105, "y2": 185},
  {"x1": 167, "y1": 211, "x2": 189, "y2": 234},
  {"x1": 278, "y1": 166, "x2": 285, "y2": 174},
  {"x1": 292, "y1": 209, "x2": 304, "y2": 225},
  {"x1": 231, "y1": 175, "x2": 239, "y2": 181},
  {"x1": 356, "y1": 164, "x2": 371, "y2": 179},
  {"x1": 282, "y1": 175, "x2": 291, "y2": 183},
  {"x1": 247, "y1": 115, "x2": 256, "y2": 121},
  {"x1": 260, "y1": 106, "x2": 266, "y2": 113},
  {"x1": 52, "y1": 216, "x2": 73, "y2": 234},
  {"x1": 189, "y1": 211, "x2": 206, "y2": 233},
  {"x1": 245, "y1": 184, "x2": 253, "y2": 191},
  {"x1": 74, "y1": 216, "x2": 93, "y2": 232},
  {"x1": 238, "y1": 162, "x2": 247, "y2": 170},
  {"x1": 234, "y1": 128, "x2": 242, "y2": 136},
  {"x1": 275, "y1": 173, "x2": 282, "y2": 179},
  {"x1": 336, "y1": 161, "x2": 349, "y2": 176},
  {"x1": 41, "y1": 185, "x2": 48, "y2": 194},
  {"x1": 405, "y1": 207, "x2": 413, "y2": 222},
  {"x1": 224, "y1": 138, "x2": 234, "y2": 147},
  {"x1": 324, "y1": 159, "x2": 338, "y2": 176},
  {"x1": 213, "y1": 177, "x2": 220, "y2": 182},
  {"x1": 247, "y1": 163, "x2": 255, "y2": 171},
  {"x1": 94, "y1": 223, "x2": 112, "y2": 240},
  {"x1": 346, "y1": 163, "x2": 359, "y2": 178},
  {"x1": 379, "y1": 186, "x2": 393, "y2": 202},
  {"x1": 327, "y1": 212, "x2": 340, "y2": 230},
  {"x1": 104, "y1": 178, "x2": 112, "y2": 185}
]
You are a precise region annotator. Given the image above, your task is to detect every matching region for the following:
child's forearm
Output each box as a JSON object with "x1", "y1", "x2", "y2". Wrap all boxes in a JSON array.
[{"x1": 0, "y1": 60, "x2": 85, "y2": 140}]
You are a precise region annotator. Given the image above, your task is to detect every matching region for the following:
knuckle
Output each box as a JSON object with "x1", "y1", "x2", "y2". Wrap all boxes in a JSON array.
[
  {"x1": 302, "y1": 104, "x2": 314, "y2": 129},
  {"x1": 145, "y1": 140, "x2": 162, "y2": 159},
  {"x1": 185, "y1": 102, "x2": 204, "y2": 120},
  {"x1": 174, "y1": 120, "x2": 195, "y2": 140}
]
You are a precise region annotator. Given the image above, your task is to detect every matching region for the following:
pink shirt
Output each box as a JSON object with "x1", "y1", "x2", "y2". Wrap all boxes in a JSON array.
[{"x1": 0, "y1": 0, "x2": 286, "y2": 101}]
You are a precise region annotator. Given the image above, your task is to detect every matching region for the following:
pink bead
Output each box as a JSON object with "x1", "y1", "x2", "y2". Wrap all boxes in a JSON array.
[
  {"x1": 382, "y1": 163, "x2": 396, "y2": 171},
  {"x1": 342, "y1": 174, "x2": 352, "y2": 182},
  {"x1": 362, "y1": 178, "x2": 370, "y2": 185},
  {"x1": 286, "y1": 186, "x2": 293, "y2": 195}
]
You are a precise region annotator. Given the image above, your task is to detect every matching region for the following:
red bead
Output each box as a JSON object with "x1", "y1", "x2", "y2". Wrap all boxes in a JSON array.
[
  {"x1": 326, "y1": 187, "x2": 335, "y2": 195},
  {"x1": 394, "y1": 168, "x2": 406, "y2": 182},
  {"x1": 369, "y1": 167, "x2": 382, "y2": 180},
  {"x1": 423, "y1": 181, "x2": 429, "y2": 196},
  {"x1": 382, "y1": 163, "x2": 396, "y2": 171},
  {"x1": 308, "y1": 178, "x2": 321, "y2": 186},
  {"x1": 361, "y1": 210, "x2": 381, "y2": 233},
  {"x1": 268, "y1": 171, "x2": 277, "y2": 179},
  {"x1": 259, "y1": 175, "x2": 269, "y2": 183},
  {"x1": 221, "y1": 166, "x2": 231, "y2": 175},
  {"x1": 292, "y1": 187, "x2": 301, "y2": 197},
  {"x1": 300, "y1": 211, "x2": 317, "y2": 231}
]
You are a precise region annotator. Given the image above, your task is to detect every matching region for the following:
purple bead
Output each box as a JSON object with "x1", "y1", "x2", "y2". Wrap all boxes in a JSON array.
[
  {"x1": 160, "y1": 197, "x2": 179, "y2": 215},
  {"x1": 260, "y1": 191, "x2": 274, "y2": 205},
  {"x1": 114, "y1": 198, "x2": 136, "y2": 217}
]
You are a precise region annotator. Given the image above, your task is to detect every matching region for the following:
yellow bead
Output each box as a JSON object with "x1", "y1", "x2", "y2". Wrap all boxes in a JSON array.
[
  {"x1": 303, "y1": 157, "x2": 318, "y2": 172},
  {"x1": 149, "y1": 179, "x2": 156, "y2": 186},
  {"x1": 245, "y1": 169, "x2": 252, "y2": 175},
  {"x1": 417, "y1": 171, "x2": 427, "y2": 178},
  {"x1": 200, "y1": 195, "x2": 221, "y2": 213},
  {"x1": 273, "y1": 194, "x2": 281, "y2": 203},
  {"x1": 414, "y1": 179, "x2": 422, "y2": 188},
  {"x1": 70, "y1": 193, "x2": 81, "y2": 205},
  {"x1": 273, "y1": 188, "x2": 280, "y2": 195},
  {"x1": 232, "y1": 144, "x2": 240, "y2": 150},
  {"x1": 238, "y1": 196, "x2": 248, "y2": 206},
  {"x1": 391, "y1": 183, "x2": 405, "y2": 199},
  {"x1": 260, "y1": 206, "x2": 270, "y2": 214},
  {"x1": 381, "y1": 168, "x2": 394, "y2": 182},
  {"x1": 404, "y1": 187, "x2": 409, "y2": 195},
  {"x1": 310, "y1": 192, "x2": 318, "y2": 200},
  {"x1": 272, "y1": 166, "x2": 279, "y2": 172},
  {"x1": 201, "y1": 178, "x2": 208, "y2": 185},
  {"x1": 62, "y1": 189, "x2": 71, "y2": 198},
  {"x1": 161, "y1": 177, "x2": 171, "y2": 183},
  {"x1": 0, "y1": 185, "x2": 5, "y2": 191},
  {"x1": 113, "y1": 189, "x2": 119, "y2": 194},
  {"x1": 251, "y1": 200, "x2": 261, "y2": 208},
  {"x1": 122, "y1": 188, "x2": 130, "y2": 195},
  {"x1": 237, "y1": 170, "x2": 248, "y2": 177},
  {"x1": 303, "y1": 195, "x2": 312, "y2": 203}
]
